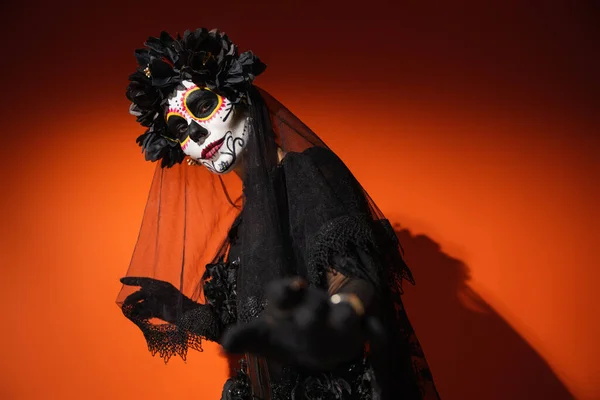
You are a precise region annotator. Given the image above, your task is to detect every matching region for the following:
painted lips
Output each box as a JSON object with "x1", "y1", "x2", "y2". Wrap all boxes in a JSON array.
[{"x1": 200, "y1": 137, "x2": 225, "y2": 159}]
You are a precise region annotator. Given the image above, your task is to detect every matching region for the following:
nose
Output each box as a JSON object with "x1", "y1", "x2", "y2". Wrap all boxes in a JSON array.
[{"x1": 188, "y1": 121, "x2": 209, "y2": 143}]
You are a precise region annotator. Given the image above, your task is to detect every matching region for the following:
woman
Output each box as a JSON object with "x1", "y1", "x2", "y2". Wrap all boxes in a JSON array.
[{"x1": 117, "y1": 28, "x2": 439, "y2": 400}]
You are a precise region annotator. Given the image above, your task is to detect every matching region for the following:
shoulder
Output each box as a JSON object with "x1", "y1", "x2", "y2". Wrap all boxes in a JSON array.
[{"x1": 281, "y1": 146, "x2": 347, "y2": 172}]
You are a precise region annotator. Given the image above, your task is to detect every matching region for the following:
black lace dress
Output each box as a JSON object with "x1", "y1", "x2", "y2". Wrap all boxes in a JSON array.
[
  {"x1": 207, "y1": 221, "x2": 378, "y2": 400},
  {"x1": 199, "y1": 148, "x2": 439, "y2": 400}
]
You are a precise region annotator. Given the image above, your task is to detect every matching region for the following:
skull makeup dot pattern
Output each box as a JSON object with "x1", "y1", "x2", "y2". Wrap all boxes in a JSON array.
[{"x1": 166, "y1": 81, "x2": 227, "y2": 123}]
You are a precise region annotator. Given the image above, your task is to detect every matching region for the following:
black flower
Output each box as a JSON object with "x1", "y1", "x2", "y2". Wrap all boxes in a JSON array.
[
  {"x1": 135, "y1": 125, "x2": 185, "y2": 168},
  {"x1": 126, "y1": 72, "x2": 162, "y2": 127},
  {"x1": 203, "y1": 258, "x2": 239, "y2": 326},
  {"x1": 125, "y1": 28, "x2": 266, "y2": 167}
]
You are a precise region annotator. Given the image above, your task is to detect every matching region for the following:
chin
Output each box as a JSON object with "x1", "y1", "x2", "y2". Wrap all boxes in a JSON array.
[{"x1": 210, "y1": 156, "x2": 236, "y2": 175}]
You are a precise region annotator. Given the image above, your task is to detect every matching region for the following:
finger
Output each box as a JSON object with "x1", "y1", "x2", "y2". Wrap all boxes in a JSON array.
[
  {"x1": 122, "y1": 291, "x2": 154, "y2": 320},
  {"x1": 131, "y1": 302, "x2": 154, "y2": 320},
  {"x1": 122, "y1": 289, "x2": 146, "y2": 306},
  {"x1": 120, "y1": 277, "x2": 149, "y2": 287},
  {"x1": 294, "y1": 288, "x2": 330, "y2": 330},
  {"x1": 221, "y1": 319, "x2": 271, "y2": 355},
  {"x1": 365, "y1": 316, "x2": 388, "y2": 350},
  {"x1": 266, "y1": 278, "x2": 307, "y2": 311},
  {"x1": 121, "y1": 277, "x2": 173, "y2": 293},
  {"x1": 329, "y1": 301, "x2": 360, "y2": 330}
]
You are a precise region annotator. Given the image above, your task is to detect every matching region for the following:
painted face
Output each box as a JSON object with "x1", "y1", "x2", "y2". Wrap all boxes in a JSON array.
[{"x1": 165, "y1": 81, "x2": 249, "y2": 174}]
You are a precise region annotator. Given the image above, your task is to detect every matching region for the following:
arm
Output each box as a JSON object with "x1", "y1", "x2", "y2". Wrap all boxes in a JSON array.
[
  {"x1": 327, "y1": 270, "x2": 376, "y2": 318},
  {"x1": 175, "y1": 303, "x2": 222, "y2": 342},
  {"x1": 120, "y1": 277, "x2": 223, "y2": 343}
]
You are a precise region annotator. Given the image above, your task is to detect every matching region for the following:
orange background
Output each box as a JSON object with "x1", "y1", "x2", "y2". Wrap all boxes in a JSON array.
[{"x1": 1, "y1": 1, "x2": 597, "y2": 399}]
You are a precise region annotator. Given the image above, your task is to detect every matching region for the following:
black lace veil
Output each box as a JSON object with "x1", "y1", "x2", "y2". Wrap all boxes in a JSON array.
[{"x1": 116, "y1": 85, "x2": 439, "y2": 399}]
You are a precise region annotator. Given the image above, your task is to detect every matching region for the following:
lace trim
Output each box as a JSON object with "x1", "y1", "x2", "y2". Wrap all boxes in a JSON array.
[
  {"x1": 122, "y1": 304, "x2": 203, "y2": 363},
  {"x1": 121, "y1": 258, "x2": 241, "y2": 363},
  {"x1": 307, "y1": 215, "x2": 381, "y2": 285},
  {"x1": 308, "y1": 215, "x2": 414, "y2": 292}
]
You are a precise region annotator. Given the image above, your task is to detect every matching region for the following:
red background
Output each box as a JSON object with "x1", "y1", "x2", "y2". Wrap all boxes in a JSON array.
[{"x1": 1, "y1": 1, "x2": 597, "y2": 399}]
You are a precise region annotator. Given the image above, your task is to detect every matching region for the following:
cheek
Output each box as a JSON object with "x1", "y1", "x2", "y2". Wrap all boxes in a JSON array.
[
  {"x1": 181, "y1": 137, "x2": 203, "y2": 157},
  {"x1": 239, "y1": 121, "x2": 250, "y2": 144},
  {"x1": 180, "y1": 137, "x2": 191, "y2": 152}
]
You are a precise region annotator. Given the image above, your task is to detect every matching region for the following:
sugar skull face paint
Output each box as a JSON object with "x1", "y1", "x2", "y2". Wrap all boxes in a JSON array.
[{"x1": 165, "y1": 80, "x2": 249, "y2": 174}]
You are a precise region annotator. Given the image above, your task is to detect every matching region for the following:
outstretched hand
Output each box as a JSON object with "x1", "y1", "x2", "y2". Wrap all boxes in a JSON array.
[
  {"x1": 120, "y1": 277, "x2": 199, "y2": 324},
  {"x1": 221, "y1": 278, "x2": 366, "y2": 371}
]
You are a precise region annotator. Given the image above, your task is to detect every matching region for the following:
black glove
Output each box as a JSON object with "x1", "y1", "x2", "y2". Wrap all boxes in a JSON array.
[
  {"x1": 221, "y1": 278, "x2": 366, "y2": 371},
  {"x1": 120, "y1": 277, "x2": 199, "y2": 324}
]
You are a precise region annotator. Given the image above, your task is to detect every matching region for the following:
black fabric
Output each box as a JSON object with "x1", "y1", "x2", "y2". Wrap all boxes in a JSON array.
[
  {"x1": 332, "y1": 271, "x2": 378, "y2": 316},
  {"x1": 217, "y1": 145, "x2": 437, "y2": 399},
  {"x1": 202, "y1": 258, "x2": 240, "y2": 327},
  {"x1": 234, "y1": 89, "x2": 289, "y2": 325},
  {"x1": 118, "y1": 86, "x2": 439, "y2": 399}
]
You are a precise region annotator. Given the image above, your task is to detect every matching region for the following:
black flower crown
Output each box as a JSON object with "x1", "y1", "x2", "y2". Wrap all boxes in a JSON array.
[{"x1": 126, "y1": 28, "x2": 266, "y2": 167}]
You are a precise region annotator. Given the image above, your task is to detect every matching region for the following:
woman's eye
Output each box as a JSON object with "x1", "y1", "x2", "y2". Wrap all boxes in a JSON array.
[
  {"x1": 199, "y1": 101, "x2": 212, "y2": 114},
  {"x1": 167, "y1": 116, "x2": 188, "y2": 140},
  {"x1": 186, "y1": 89, "x2": 218, "y2": 118}
]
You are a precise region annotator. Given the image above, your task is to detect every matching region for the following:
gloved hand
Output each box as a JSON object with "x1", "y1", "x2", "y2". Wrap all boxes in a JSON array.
[
  {"x1": 221, "y1": 278, "x2": 366, "y2": 371},
  {"x1": 120, "y1": 277, "x2": 199, "y2": 324}
]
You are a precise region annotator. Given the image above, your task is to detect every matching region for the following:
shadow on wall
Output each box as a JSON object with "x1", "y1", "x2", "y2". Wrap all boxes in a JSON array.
[{"x1": 393, "y1": 224, "x2": 575, "y2": 400}]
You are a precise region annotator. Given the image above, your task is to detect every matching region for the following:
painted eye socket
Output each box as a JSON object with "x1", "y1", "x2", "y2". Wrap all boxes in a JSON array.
[
  {"x1": 198, "y1": 101, "x2": 212, "y2": 115},
  {"x1": 166, "y1": 115, "x2": 188, "y2": 141},
  {"x1": 186, "y1": 89, "x2": 219, "y2": 119}
]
